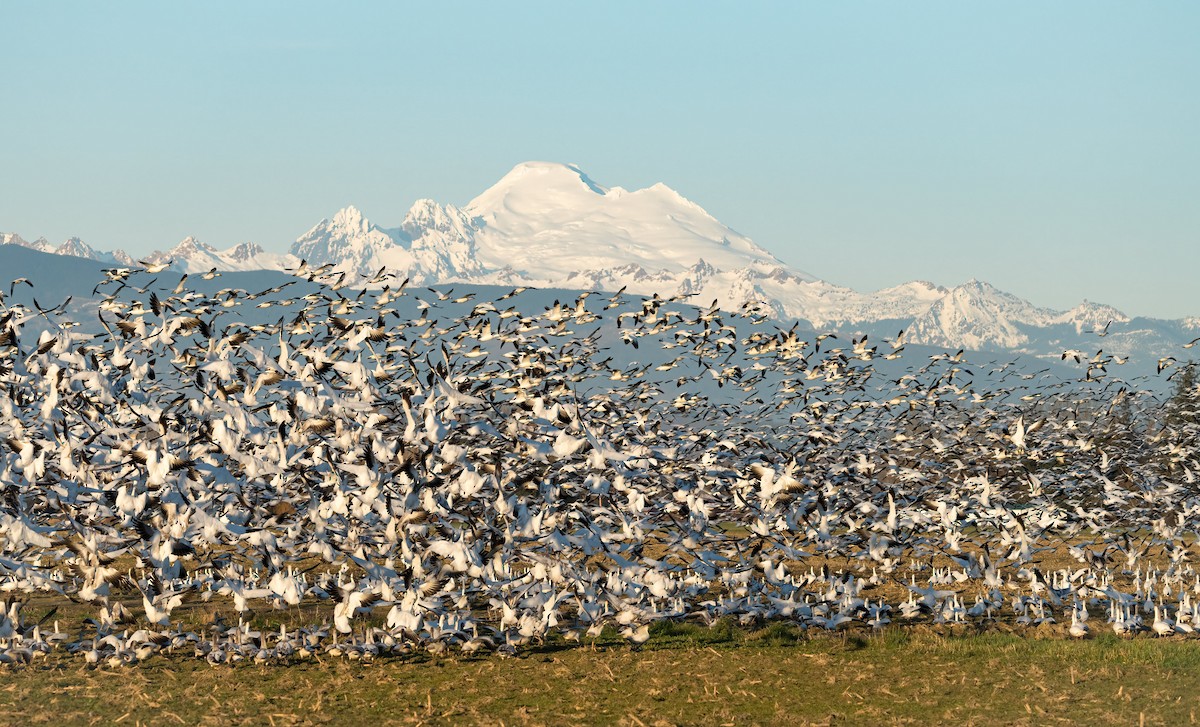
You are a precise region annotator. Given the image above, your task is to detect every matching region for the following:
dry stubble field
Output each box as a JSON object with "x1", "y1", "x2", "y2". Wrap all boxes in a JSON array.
[{"x1": 6, "y1": 625, "x2": 1200, "y2": 726}]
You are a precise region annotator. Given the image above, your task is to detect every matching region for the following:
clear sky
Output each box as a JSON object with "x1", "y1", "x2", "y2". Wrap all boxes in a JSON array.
[{"x1": 2, "y1": 2, "x2": 1197, "y2": 318}]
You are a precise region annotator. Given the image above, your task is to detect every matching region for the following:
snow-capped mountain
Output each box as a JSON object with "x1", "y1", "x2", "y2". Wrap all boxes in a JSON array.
[
  {"x1": 905, "y1": 280, "x2": 1054, "y2": 350},
  {"x1": 140, "y1": 236, "x2": 297, "y2": 274},
  {"x1": 291, "y1": 203, "x2": 482, "y2": 283},
  {"x1": 463, "y1": 162, "x2": 788, "y2": 279},
  {"x1": 281, "y1": 163, "x2": 952, "y2": 330},
  {"x1": 2, "y1": 231, "x2": 135, "y2": 265},
  {"x1": 2, "y1": 232, "x2": 55, "y2": 254},
  {"x1": 286, "y1": 162, "x2": 794, "y2": 291},
  {"x1": 4, "y1": 161, "x2": 1197, "y2": 369},
  {"x1": 1052, "y1": 301, "x2": 1131, "y2": 334},
  {"x1": 273, "y1": 163, "x2": 1194, "y2": 364},
  {"x1": 279, "y1": 167, "x2": 1020, "y2": 339}
]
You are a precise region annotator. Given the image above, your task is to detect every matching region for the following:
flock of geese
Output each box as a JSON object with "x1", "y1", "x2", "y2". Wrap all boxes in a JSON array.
[{"x1": 0, "y1": 260, "x2": 1198, "y2": 667}]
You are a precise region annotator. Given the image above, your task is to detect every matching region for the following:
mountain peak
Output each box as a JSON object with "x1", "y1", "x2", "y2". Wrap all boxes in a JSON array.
[
  {"x1": 466, "y1": 161, "x2": 608, "y2": 215},
  {"x1": 228, "y1": 242, "x2": 265, "y2": 262},
  {"x1": 294, "y1": 206, "x2": 378, "y2": 252},
  {"x1": 505, "y1": 161, "x2": 606, "y2": 192},
  {"x1": 1053, "y1": 300, "x2": 1130, "y2": 332},
  {"x1": 332, "y1": 205, "x2": 366, "y2": 227},
  {"x1": 2, "y1": 233, "x2": 55, "y2": 253},
  {"x1": 906, "y1": 279, "x2": 1058, "y2": 351},
  {"x1": 402, "y1": 199, "x2": 474, "y2": 240},
  {"x1": 170, "y1": 236, "x2": 215, "y2": 257},
  {"x1": 55, "y1": 237, "x2": 101, "y2": 259},
  {"x1": 460, "y1": 161, "x2": 786, "y2": 282}
]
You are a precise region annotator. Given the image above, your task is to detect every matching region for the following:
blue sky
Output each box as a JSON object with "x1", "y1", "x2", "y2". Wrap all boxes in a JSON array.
[{"x1": 2, "y1": 2, "x2": 1197, "y2": 317}]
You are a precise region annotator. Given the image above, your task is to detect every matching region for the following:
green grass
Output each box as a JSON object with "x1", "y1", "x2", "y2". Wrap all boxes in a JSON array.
[{"x1": 6, "y1": 627, "x2": 1200, "y2": 725}]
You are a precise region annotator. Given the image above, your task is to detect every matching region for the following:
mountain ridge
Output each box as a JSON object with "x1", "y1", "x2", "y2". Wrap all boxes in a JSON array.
[{"x1": 4, "y1": 162, "x2": 1196, "y2": 368}]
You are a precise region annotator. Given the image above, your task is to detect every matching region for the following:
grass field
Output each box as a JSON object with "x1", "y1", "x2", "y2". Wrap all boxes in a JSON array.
[{"x1": 5, "y1": 625, "x2": 1200, "y2": 726}]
